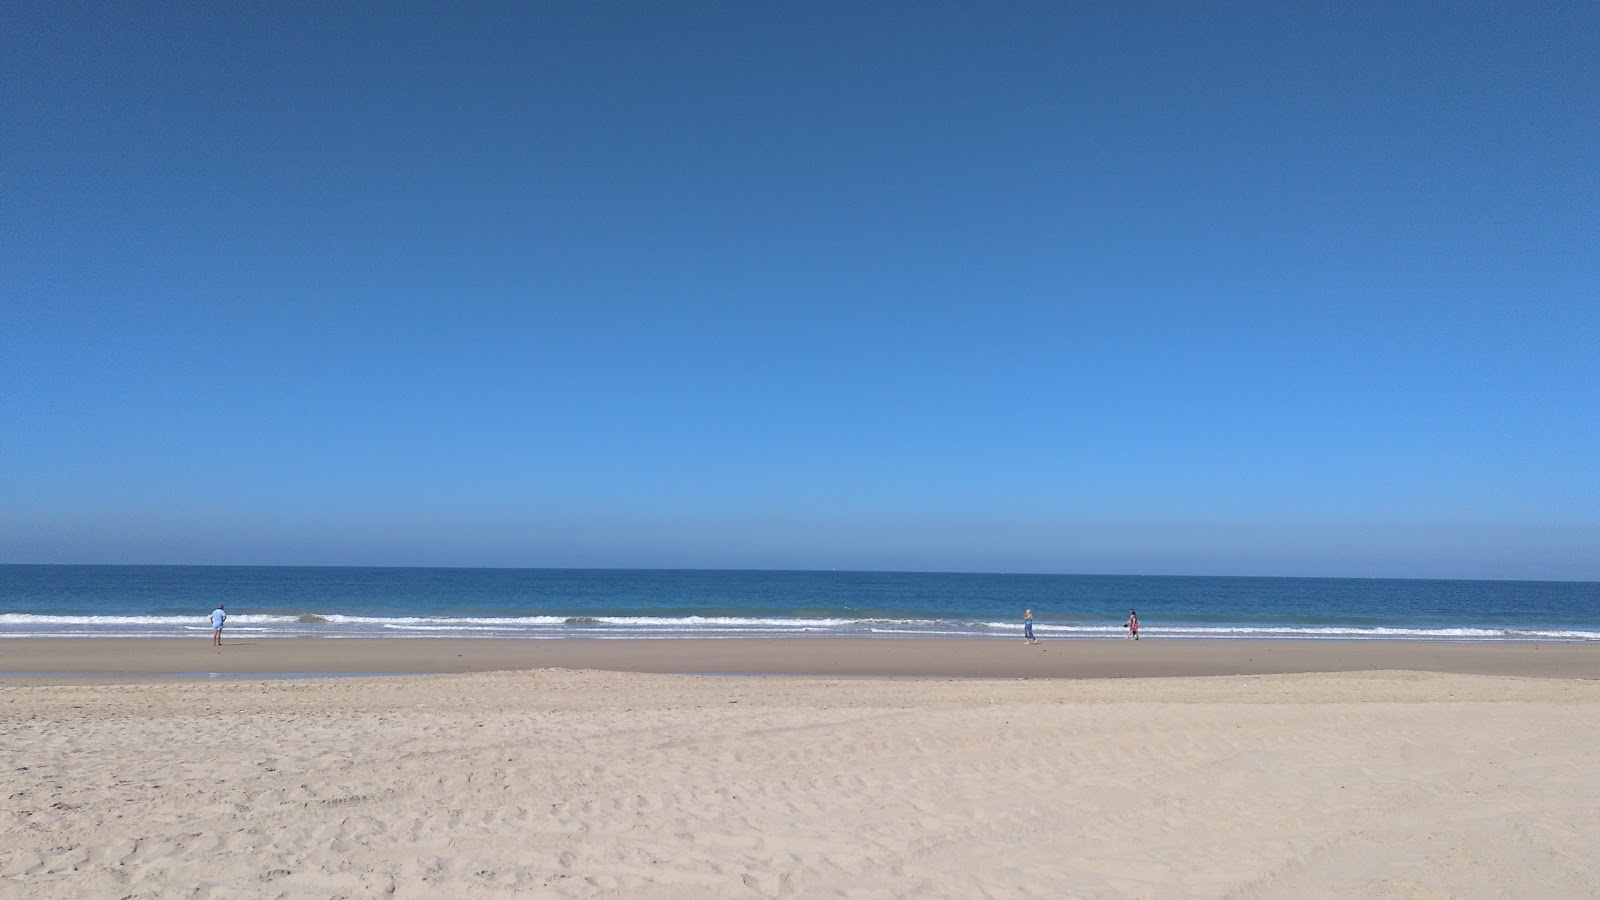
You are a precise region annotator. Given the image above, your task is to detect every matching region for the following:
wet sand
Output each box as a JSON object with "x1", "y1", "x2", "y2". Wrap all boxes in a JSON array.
[{"x1": 1, "y1": 636, "x2": 1597, "y2": 681}]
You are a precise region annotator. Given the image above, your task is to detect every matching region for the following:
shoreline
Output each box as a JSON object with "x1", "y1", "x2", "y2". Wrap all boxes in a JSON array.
[{"x1": 3, "y1": 636, "x2": 1597, "y2": 681}]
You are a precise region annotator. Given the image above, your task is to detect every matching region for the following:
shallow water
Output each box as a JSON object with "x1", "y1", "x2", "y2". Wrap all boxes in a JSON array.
[{"x1": 2, "y1": 565, "x2": 1595, "y2": 641}]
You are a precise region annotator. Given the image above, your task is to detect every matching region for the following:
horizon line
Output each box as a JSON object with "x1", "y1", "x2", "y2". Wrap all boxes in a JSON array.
[{"x1": 1, "y1": 562, "x2": 1593, "y2": 586}]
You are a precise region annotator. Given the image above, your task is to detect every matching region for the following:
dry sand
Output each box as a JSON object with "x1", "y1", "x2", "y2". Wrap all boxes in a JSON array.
[{"x1": 2, "y1": 641, "x2": 1598, "y2": 898}]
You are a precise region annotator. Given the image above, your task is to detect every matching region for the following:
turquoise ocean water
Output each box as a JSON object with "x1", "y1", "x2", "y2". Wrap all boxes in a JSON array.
[{"x1": 1, "y1": 565, "x2": 1595, "y2": 641}]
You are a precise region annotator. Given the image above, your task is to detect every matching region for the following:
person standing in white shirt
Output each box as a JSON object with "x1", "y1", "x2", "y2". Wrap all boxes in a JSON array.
[{"x1": 210, "y1": 605, "x2": 227, "y2": 646}]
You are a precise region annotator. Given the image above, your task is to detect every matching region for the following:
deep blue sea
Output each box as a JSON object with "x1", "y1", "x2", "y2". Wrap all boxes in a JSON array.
[{"x1": 1, "y1": 565, "x2": 1595, "y2": 641}]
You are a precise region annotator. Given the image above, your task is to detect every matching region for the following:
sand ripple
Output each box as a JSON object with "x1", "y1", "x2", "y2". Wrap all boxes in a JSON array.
[{"x1": 3, "y1": 670, "x2": 1598, "y2": 898}]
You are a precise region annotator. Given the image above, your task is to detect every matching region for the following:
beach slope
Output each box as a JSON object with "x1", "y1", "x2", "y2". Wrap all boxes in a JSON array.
[
  {"x1": 3, "y1": 636, "x2": 1599, "y2": 679},
  {"x1": 3, "y1": 666, "x2": 1598, "y2": 898}
]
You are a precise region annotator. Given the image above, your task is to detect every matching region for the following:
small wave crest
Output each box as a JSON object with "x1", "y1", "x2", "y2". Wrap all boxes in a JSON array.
[{"x1": 2, "y1": 612, "x2": 1595, "y2": 642}]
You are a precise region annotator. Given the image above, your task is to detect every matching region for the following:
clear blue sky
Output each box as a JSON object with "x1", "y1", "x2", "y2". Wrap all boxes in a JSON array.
[{"x1": 4, "y1": 2, "x2": 1596, "y2": 579}]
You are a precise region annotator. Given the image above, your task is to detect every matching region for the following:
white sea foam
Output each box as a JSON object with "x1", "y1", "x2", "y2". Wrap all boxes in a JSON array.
[
  {"x1": 1, "y1": 612, "x2": 1595, "y2": 641},
  {"x1": 0, "y1": 614, "x2": 324, "y2": 625}
]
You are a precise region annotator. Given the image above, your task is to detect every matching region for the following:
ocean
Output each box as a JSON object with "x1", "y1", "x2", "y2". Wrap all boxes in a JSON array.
[{"x1": 1, "y1": 565, "x2": 1595, "y2": 642}]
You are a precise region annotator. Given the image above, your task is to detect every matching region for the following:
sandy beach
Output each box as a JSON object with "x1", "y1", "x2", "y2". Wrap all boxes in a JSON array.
[
  {"x1": 4, "y1": 636, "x2": 1599, "y2": 680},
  {"x1": 3, "y1": 641, "x2": 1597, "y2": 898}
]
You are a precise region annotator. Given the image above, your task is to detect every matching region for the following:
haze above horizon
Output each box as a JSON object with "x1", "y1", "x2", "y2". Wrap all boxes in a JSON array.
[{"x1": 5, "y1": 2, "x2": 1596, "y2": 580}]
